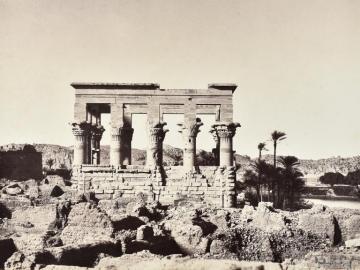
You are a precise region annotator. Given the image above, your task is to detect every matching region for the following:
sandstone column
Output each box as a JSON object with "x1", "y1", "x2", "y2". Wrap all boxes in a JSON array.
[
  {"x1": 121, "y1": 127, "x2": 134, "y2": 165},
  {"x1": 212, "y1": 122, "x2": 240, "y2": 166},
  {"x1": 72, "y1": 122, "x2": 90, "y2": 165},
  {"x1": 210, "y1": 127, "x2": 220, "y2": 166},
  {"x1": 85, "y1": 132, "x2": 91, "y2": 164},
  {"x1": 146, "y1": 122, "x2": 168, "y2": 168},
  {"x1": 110, "y1": 126, "x2": 134, "y2": 166},
  {"x1": 90, "y1": 125, "x2": 105, "y2": 165},
  {"x1": 110, "y1": 127, "x2": 122, "y2": 166},
  {"x1": 179, "y1": 118, "x2": 203, "y2": 171}
]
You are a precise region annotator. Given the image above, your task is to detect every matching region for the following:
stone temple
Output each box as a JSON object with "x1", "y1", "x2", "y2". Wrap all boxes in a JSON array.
[{"x1": 71, "y1": 83, "x2": 240, "y2": 207}]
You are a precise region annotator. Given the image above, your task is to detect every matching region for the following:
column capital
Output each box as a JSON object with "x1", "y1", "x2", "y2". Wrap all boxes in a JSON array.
[
  {"x1": 71, "y1": 122, "x2": 91, "y2": 136},
  {"x1": 210, "y1": 127, "x2": 219, "y2": 143},
  {"x1": 211, "y1": 122, "x2": 241, "y2": 138},
  {"x1": 90, "y1": 124, "x2": 105, "y2": 140},
  {"x1": 178, "y1": 117, "x2": 203, "y2": 137},
  {"x1": 111, "y1": 126, "x2": 134, "y2": 141},
  {"x1": 149, "y1": 122, "x2": 168, "y2": 142}
]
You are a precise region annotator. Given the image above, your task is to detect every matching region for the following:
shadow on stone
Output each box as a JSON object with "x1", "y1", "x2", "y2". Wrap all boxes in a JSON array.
[
  {"x1": 35, "y1": 242, "x2": 122, "y2": 267},
  {"x1": 333, "y1": 217, "x2": 342, "y2": 245},
  {"x1": 0, "y1": 202, "x2": 12, "y2": 218},
  {"x1": 192, "y1": 218, "x2": 218, "y2": 236},
  {"x1": 50, "y1": 185, "x2": 64, "y2": 197},
  {"x1": 0, "y1": 239, "x2": 17, "y2": 267},
  {"x1": 149, "y1": 236, "x2": 184, "y2": 256},
  {"x1": 113, "y1": 216, "x2": 145, "y2": 231}
]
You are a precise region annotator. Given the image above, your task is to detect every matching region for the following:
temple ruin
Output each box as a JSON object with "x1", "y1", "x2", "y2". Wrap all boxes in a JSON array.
[{"x1": 71, "y1": 83, "x2": 240, "y2": 207}]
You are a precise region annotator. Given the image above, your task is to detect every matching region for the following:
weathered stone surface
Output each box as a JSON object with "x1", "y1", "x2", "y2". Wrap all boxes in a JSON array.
[
  {"x1": 298, "y1": 210, "x2": 336, "y2": 244},
  {"x1": 136, "y1": 225, "x2": 153, "y2": 241},
  {"x1": 343, "y1": 215, "x2": 360, "y2": 240},
  {"x1": 285, "y1": 250, "x2": 360, "y2": 270},
  {"x1": 251, "y1": 203, "x2": 287, "y2": 232},
  {"x1": 42, "y1": 241, "x2": 122, "y2": 267},
  {"x1": 60, "y1": 203, "x2": 114, "y2": 245},
  {"x1": 9, "y1": 205, "x2": 57, "y2": 253},
  {"x1": 3, "y1": 184, "x2": 23, "y2": 196},
  {"x1": 170, "y1": 224, "x2": 209, "y2": 255},
  {"x1": 41, "y1": 266, "x2": 88, "y2": 270},
  {"x1": 345, "y1": 238, "x2": 360, "y2": 248},
  {"x1": 95, "y1": 256, "x2": 282, "y2": 270},
  {"x1": 209, "y1": 239, "x2": 226, "y2": 255},
  {"x1": 4, "y1": 252, "x2": 35, "y2": 270}
]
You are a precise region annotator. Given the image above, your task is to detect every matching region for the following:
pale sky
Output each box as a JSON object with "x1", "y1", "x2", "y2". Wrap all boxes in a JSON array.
[{"x1": 1, "y1": 0, "x2": 360, "y2": 159}]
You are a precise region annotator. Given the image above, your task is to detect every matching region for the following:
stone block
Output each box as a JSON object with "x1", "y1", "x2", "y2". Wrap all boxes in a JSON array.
[
  {"x1": 123, "y1": 190, "x2": 135, "y2": 194},
  {"x1": 345, "y1": 238, "x2": 360, "y2": 248},
  {"x1": 192, "y1": 182, "x2": 202, "y2": 187},
  {"x1": 191, "y1": 191, "x2": 204, "y2": 195},
  {"x1": 95, "y1": 194, "x2": 113, "y2": 200},
  {"x1": 118, "y1": 185, "x2": 133, "y2": 190}
]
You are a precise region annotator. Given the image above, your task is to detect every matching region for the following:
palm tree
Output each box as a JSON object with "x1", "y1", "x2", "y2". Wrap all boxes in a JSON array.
[
  {"x1": 256, "y1": 143, "x2": 267, "y2": 201},
  {"x1": 257, "y1": 142, "x2": 267, "y2": 161},
  {"x1": 244, "y1": 169, "x2": 259, "y2": 202},
  {"x1": 271, "y1": 131, "x2": 286, "y2": 168},
  {"x1": 279, "y1": 156, "x2": 304, "y2": 209}
]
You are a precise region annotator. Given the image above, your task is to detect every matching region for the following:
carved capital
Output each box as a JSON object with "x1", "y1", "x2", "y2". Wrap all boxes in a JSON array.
[
  {"x1": 71, "y1": 122, "x2": 91, "y2": 137},
  {"x1": 210, "y1": 127, "x2": 219, "y2": 143},
  {"x1": 211, "y1": 122, "x2": 241, "y2": 139},
  {"x1": 111, "y1": 126, "x2": 134, "y2": 142},
  {"x1": 149, "y1": 122, "x2": 168, "y2": 143},
  {"x1": 90, "y1": 124, "x2": 105, "y2": 141},
  {"x1": 179, "y1": 118, "x2": 203, "y2": 137}
]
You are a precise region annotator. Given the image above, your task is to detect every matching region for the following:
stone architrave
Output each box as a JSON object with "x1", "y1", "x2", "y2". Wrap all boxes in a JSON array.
[
  {"x1": 110, "y1": 126, "x2": 134, "y2": 166},
  {"x1": 179, "y1": 118, "x2": 203, "y2": 171},
  {"x1": 71, "y1": 122, "x2": 91, "y2": 165},
  {"x1": 147, "y1": 122, "x2": 168, "y2": 168},
  {"x1": 211, "y1": 122, "x2": 240, "y2": 166},
  {"x1": 90, "y1": 125, "x2": 105, "y2": 165}
]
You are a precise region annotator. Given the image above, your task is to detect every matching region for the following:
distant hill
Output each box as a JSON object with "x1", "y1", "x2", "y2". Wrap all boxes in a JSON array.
[{"x1": 2, "y1": 143, "x2": 360, "y2": 182}]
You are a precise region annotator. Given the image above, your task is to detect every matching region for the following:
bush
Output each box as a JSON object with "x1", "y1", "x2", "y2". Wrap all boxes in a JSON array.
[
  {"x1": 333, "y1": 185, "x2": 357, "y2": 196},
  {"x1": 319, "y1": 172, "x2": 345, "y2": 186},
  {"x1": 345, "y1": 170, "x2": 360, "y2": 186}
]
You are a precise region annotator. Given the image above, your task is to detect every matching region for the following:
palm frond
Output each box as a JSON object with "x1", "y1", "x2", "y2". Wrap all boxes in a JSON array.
[{"x1": 271, "y1": 130, "x2": 287, "y2": 141}]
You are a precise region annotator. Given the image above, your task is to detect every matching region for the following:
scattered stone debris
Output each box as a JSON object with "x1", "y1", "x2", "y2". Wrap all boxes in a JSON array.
[
  {"x1": 2, "y1": 184, "x2": 23, "y2": 196},
  {"x1": 345, "y1": 238, "x2": 360, "y2": 248},
  {"x1": 0, "y1": 188, "x2": 359, "y2": 270}
]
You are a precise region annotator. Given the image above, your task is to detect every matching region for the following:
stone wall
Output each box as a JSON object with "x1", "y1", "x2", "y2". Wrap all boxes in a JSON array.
[{"x1": 72, "y1": 165, "x2": 236, "y2": 207}]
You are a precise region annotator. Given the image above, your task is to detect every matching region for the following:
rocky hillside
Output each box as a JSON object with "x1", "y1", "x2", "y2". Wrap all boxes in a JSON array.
[{"x1": 2, "y1": 143, "x2": 360, "y2": 177}]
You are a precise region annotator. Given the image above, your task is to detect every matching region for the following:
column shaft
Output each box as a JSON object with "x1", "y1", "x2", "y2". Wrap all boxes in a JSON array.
[
  {"x1": 90, "y1": 125, "x2": 105, "y2": 165},
  {"x1": 183, "y1": 137, "x2": 196, "y2": 169},
  {"x1": 110, "y1": 127, "x2": 134, "y2": 166},
  {"x1": 180, "y1": 118, "x2": 203, "y2": 171},
  {"x1": 210, "y1": 128, "x2": 220, "y2": 166},
  {"x1": 212, "y1": 122, "x2": 240, "y2": 167},
  {"x1": 72, "y1": 122, "x2": 90, "y2": 166},
  {"x1": 146, "y1": 122, "x2": 168, "y2": 167},
  {"x1": 110, "y1": 129, "x2": 121, "y2": 166},
  {"x1": 219, "y1": 136, "x2": 233, "y2": 166}
]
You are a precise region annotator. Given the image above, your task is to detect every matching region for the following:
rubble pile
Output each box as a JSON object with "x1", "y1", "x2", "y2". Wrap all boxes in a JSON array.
[{"x1": 0, "y1": 179, "x2": 359, "y2": 269}]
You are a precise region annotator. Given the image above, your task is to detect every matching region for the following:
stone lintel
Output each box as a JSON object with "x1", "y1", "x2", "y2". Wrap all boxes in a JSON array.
[{"x1": 208, "y1": 83, "x2": 237, "y2": 93}]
